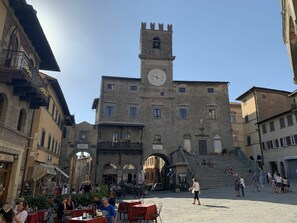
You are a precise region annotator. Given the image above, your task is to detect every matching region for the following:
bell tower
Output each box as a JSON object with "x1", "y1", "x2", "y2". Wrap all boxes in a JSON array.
[{"x1": 139, "y1": 22, "x2": 175, "y2": 87}]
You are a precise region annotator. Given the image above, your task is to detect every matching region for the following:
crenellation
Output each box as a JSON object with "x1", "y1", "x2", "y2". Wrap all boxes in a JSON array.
[
  {"x1": 158, "y1": 23, "x2": 163, "y2": 31},
  {"x1": 150, "y1": 22, "x2": 155, "y2": 30},
  {"x1": 141, "y1": 22, "x2": 146, "y2": 30},
  {"x1": 167, "y1": 24, "x2": 172, "y2": 31}
]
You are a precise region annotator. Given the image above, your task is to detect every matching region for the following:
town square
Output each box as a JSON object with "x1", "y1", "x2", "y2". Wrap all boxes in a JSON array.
[{"x1": 0, "y1": 0, "x2": 297, "y2": 222}]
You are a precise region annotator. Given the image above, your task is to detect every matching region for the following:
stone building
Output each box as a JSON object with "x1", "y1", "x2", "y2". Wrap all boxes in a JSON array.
[
  {"x1": 281, "y1": 0, "x2": 297, "y2": 84},
  {"x1": 91, "y1": 22, "x2": 233, "y2": 186},
  {"x1": 236, "y1": 87, "x2": 293, "y2": 168},
  {"x1": 230, "y1": 102, "x2": 245, "y2": 150},
  {"x1": 258, "y1": 90, "x2": 297, "y2": 178},
  {"x1": 24, "y1": 73, "x2": 74, "y2": 196},
  {"x1": 0, "y1": 0, "x2": 59, "y2": 203}
]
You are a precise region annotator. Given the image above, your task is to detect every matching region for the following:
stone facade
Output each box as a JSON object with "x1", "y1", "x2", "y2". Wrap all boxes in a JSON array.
[
  {"x1": 91, "y1": 23, "x2": 233, "y2": 186},
  {"x1": 0, "y1": 0, "x2": 59, "y2": 203},
  {"x1": 258, "y1": 92, "x2": 297, "y2": 179},
  {"x1": 230, "y1": 102, "x2": 245, "y2": 150},
  {"x1": 281, "y1": 0, "x2": 297, "y2": 84},
  {"x1": 236, "y1": 87, "x2": 293, "y2": 168}
]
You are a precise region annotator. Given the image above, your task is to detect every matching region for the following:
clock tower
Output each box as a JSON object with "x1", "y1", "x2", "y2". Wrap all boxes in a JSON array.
[{"x1": 139, "y1": 22, "x2": 175, "y2": 87}]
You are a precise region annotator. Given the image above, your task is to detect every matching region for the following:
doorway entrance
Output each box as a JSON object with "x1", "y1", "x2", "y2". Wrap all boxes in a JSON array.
[
  {"x1": 199, "y1": 140, "x2": 207, "y2": 155},
  {"x1": 0, "y1": 162, "x2": 11, "y2": 205}
]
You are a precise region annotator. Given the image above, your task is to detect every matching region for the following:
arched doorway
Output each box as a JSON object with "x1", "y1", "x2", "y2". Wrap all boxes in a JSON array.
[
  {"x1": 72, "y1": 151, "x2": 92, "y2": 192},
  {"x1": 143, "y1": 154, "x2": 170, "y2": 189},
  {"x1": 213, "y1": 134, "x2": 222, "y2": 154},
  {"x1": 122, "y1": 164, "x2": 136, "y2": 184},
  {"x1": 103, "y1": 163, "x2": 117, "y2": 186}
]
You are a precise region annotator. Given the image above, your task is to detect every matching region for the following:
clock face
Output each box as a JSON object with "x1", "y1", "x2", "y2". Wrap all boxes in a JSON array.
[{"x1": 148, "y1": 69, "x2": 167, "y2": 86}]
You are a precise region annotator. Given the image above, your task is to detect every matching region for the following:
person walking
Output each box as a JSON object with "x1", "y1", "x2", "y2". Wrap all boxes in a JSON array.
[
  {"x1": 251, "y1": 173, "x2": 260, "y2": 192},
  {"x1": 234, "y1": 176, "x2": 240, "y2": 197},
  {"x1": 239, "y1": 176, "x2": 245, "y2": 197},
  {"x1": 189, "y1": 178, "x2": 201, "y2": 205}
]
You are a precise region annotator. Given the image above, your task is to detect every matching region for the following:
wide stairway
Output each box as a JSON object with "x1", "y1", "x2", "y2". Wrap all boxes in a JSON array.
[{"x1": 184, "y1": 152, "x2": 254, "y2": 189}]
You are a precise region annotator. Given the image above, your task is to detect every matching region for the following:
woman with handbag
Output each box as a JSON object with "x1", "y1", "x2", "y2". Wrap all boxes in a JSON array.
[{"x1": 189, "y1": 178, "x2": 201, "y2": 205}]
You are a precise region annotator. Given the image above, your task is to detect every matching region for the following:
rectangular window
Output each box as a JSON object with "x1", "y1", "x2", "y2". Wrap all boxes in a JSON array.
[
  {"x1": 279, "y1": 117, "x2": 285, "y2": 128},
  {"x1": 290, "y1": 135, "x2": 296, "y2": 145},
  {"x1": 179, "y1": 108, "x2": 188, "y2": 120},
  {"x1": 261, "y1": 94, "x2": 267, "y2": 99},
  {"x1": 160, "y1": 92, "x2": 164, "y2": 96},
  {"x1": 179, "y1": 87, "x2": 186, "y2": 93},
  {"x1": 244, "y1": 115, "x2": 249, "y2": 123},
  {"x1": 207, "y1": 88, "x2": 214, "y2": 93},
  {"x1": 262, "y1": 142, "x2": 267, "y2": 150},
  {"x1": 246, "y1": 136, "x2": 251, "y2": 146},
  {"x1": 275, "y1": 139, "x2": 279, "y2": 148},
  {"x1": 262, "y1": 124, "x2": 267, "y2": 134},
  {"x1": 208, "y1": 109, "x2": 216, "y2": 119},
  {"x1": 230, "y1": 114, "x2": 236, "y2": 123},
  {"x1": 129, "y1": 107, "x2": 137, "y2": 117},
  {"x1": 283, "y1": 137, "x2": 288, "y2": 147},
  {"x1": 153, "y1": 108, "x2": 161, "y2": 119},
  {"x1": 269, "y1": 121, "x2": 275, "y2": 132},
  {"x1": 107, "y1": 83, "x2": 114, "y2": 90},
  {"x1": 272, "y1": 140, "x2": 277, "y2": 149},
  {"x1": 40, "y1": 129, "x2": 46, "y2": 147},
  {"x1": 287, "y1": 114, "x2": 293, "y2": 126},
  {"x1": 106, "y1": 106, "x2": 114, "y2": 116},
  {"x1": 130, "y1": 85, "x2": 138, "y2": 91},
  {"x1": 51, "y1": 138, "x2": 55, "y2": 151},
  {"x1": 47, "y1": 135, "x2": 51, "y2": 150}
]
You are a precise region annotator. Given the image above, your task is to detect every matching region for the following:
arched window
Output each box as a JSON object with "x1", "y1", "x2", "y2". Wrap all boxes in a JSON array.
[
  {"x1": 0, "y1": 94, "x2": 8, "y2": 123},
  {"x1": 152, "y1": 37, "x2": 160, "y2": 49},
  {"x1": 17, "y1": 109, "x2": 26, "y2": 132}
]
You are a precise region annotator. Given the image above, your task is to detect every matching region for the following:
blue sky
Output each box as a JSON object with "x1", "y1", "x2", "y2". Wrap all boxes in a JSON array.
[{"x1": 26, "y1": 0, "x2": 296, "y2": 124}]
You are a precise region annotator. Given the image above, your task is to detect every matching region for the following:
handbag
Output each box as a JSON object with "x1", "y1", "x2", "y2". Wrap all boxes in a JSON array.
[{"x1": 191, "y1": 189, "x2": 195, "y2": 194}]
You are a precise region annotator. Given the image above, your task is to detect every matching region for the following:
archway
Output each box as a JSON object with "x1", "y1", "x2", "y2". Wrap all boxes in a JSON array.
[
  {"x1": 143, "y1": 153, "x2": 170, "y2": 189},
  {"x1": 73, "y1": 151, "x2": 92, "y2": 192},
  {"x1": 103, "y1": 163, "x2": 117, "y2": 186},
  {"x1": 122, "y1": 164, "x2": 136, "y2": 184},
  {"x1": 66, "y1": 150, "x2": 94, "y2": 192}
]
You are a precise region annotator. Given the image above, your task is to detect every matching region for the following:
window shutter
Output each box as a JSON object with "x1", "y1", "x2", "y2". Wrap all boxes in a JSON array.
[{"x1": 280, "y1": 138, "x2": 283, "y2": 147}]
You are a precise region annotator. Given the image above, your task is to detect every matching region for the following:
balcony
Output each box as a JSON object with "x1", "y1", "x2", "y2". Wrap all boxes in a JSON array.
[
  {"x1": 0, "y1": 49, "x2": 49, "y2": 108},
  {"x1": 98, "y1": 141, "x2": 143, "y2": 154}
]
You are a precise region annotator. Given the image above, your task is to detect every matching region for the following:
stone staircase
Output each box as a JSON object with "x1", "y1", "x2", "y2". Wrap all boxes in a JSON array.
[{"x1": 184, "y1": 152, "x2": 254, "y2": 189}]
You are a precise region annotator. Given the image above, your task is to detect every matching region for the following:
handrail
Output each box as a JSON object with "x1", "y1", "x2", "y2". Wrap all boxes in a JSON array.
[{"x1": 235, "y1": 148, "x2": 261, "y2": 173}]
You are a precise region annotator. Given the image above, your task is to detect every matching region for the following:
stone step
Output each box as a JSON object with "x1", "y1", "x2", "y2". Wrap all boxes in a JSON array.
[{"x1": 185, "y1": 153, "x2": 254, "y2": 189}]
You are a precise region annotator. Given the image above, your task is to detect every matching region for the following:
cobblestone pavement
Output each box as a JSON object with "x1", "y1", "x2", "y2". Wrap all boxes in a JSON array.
[{"x1": 117, "y1": 182, "x2": 297, "y2": 223}]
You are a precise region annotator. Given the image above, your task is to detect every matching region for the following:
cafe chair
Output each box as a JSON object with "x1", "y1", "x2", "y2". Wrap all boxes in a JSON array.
[
  {"x1": 148, "y1": 203, "x2": 162, "y2": 223},
  {"x1": 118, "y1": 203, "x2": 128, "y2": 221}
]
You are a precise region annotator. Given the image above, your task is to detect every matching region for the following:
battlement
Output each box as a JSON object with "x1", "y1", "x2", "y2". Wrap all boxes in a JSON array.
[{"x1": 141, "y1": 22, "x2": 172, "y2": 32}]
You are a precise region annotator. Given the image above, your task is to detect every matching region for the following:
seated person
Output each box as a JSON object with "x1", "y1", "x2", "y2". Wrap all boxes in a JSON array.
[
  {"x1": 99, "y1": 197, "x2": 117, "y2": 223},
  {"x1": 93, "y1": 195, "x2": 102, "y2": 209},
  {"x1": 14, "y1": 200, "x2": 28, "y2": 223},
  {"x1": 57, "y1": 196, "x2": 68, "y2": 222},
  {"x1": 108, "y1": 191, "x2": 116, "y2": 207},
  {"x1": 65, "y1": 195, "x2": 75, "y2": 211}
]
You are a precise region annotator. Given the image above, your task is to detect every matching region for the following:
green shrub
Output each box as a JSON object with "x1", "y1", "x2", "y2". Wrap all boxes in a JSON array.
[{"x1": 26, "y1": 195, "x2": 50, "y2": 210}]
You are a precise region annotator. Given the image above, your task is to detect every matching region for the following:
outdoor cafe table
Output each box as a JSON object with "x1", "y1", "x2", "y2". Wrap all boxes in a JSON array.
[
  {"x1": 118, "y1": 200, "x2": 142, "y2": 220},
  {"x1": 67, "y1": 216, "x2": 107, "y2": 223},
  {"x1": 72, "y1": 209, "x2": 94, "y2": 218},
  {"x1": 127, "y1": 204, "x2": 158, "y2": 222},
  {"x1": 26, "y1": 211, "x2": 39, "y2": 223}
]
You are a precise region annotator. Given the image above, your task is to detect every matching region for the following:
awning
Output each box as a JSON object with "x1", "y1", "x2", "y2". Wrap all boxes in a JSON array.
[
  {"x1": 54, "y1": 166, "x2": 69, "y2": 178},
  {"x1": 32, "y1": 163, "x2": 56, "y2": 181}
]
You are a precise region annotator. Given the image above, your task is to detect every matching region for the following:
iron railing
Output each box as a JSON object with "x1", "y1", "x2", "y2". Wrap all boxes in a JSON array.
[
  {"x1": 0, "y1": 49, "x2": 48, "y2": 96},
  {"x1": 235, "y1": 147, "x2": 261, "y2": 173}
]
